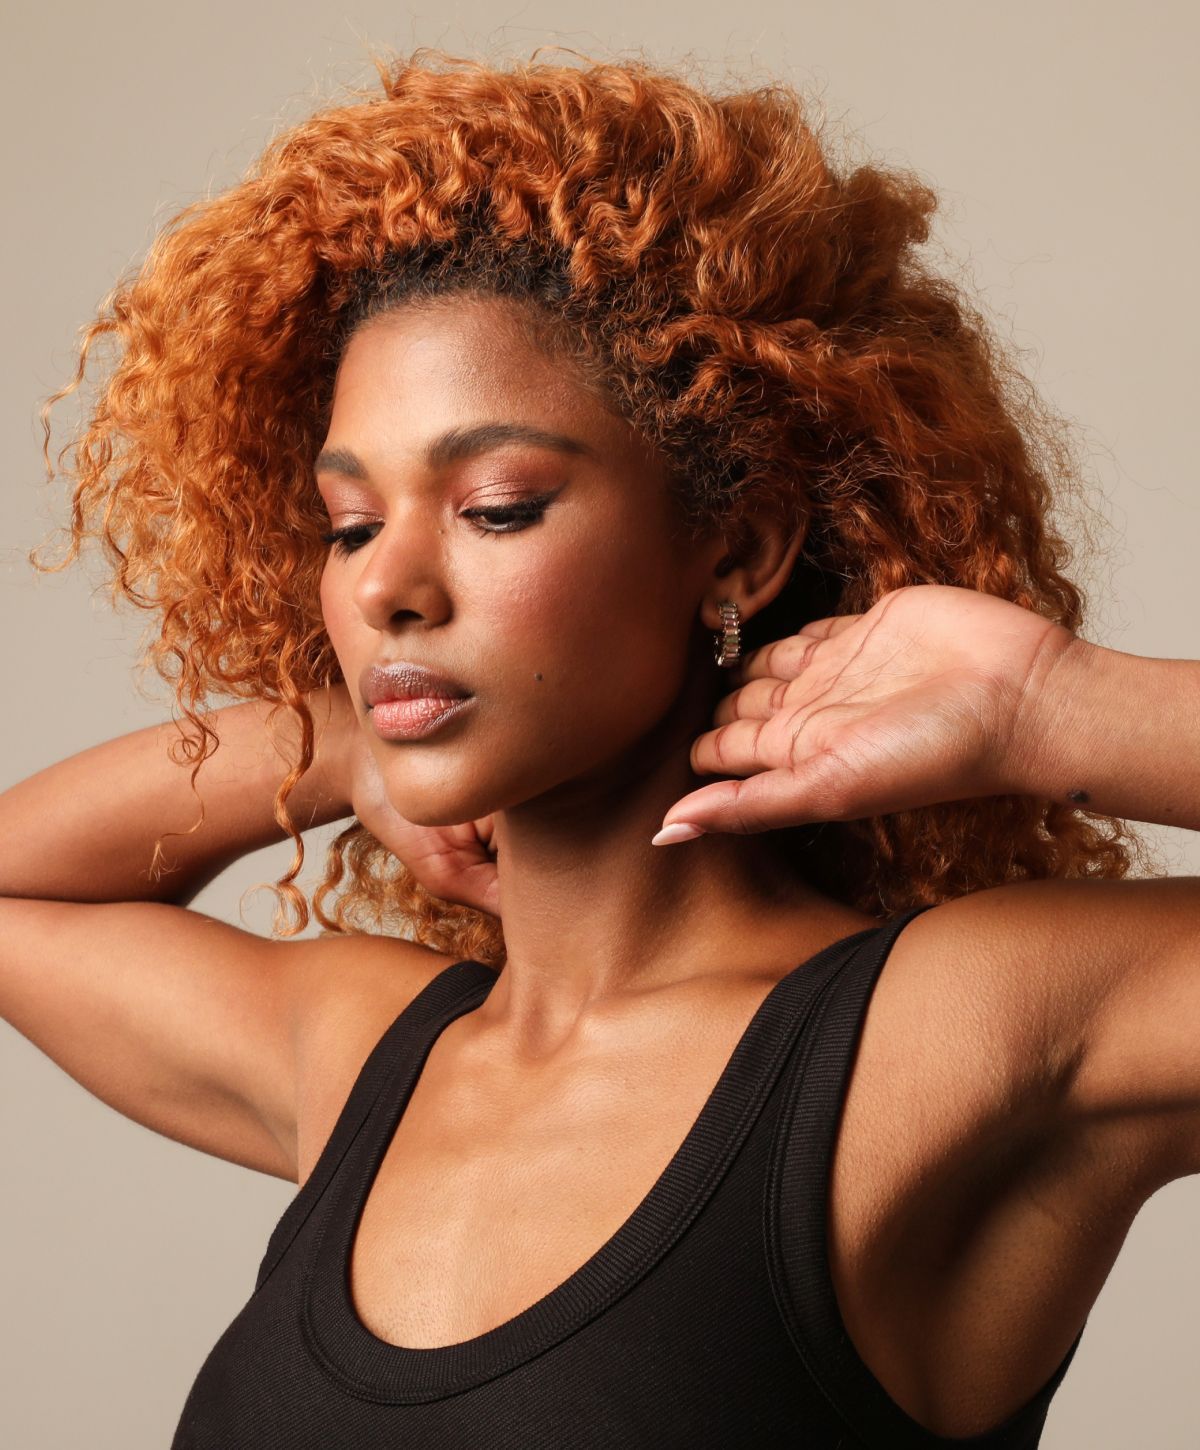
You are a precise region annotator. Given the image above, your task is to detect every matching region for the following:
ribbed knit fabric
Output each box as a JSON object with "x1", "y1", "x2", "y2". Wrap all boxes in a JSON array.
[{"x1": 170, "y1": 905, "x2": 1085, "y2": 1447}]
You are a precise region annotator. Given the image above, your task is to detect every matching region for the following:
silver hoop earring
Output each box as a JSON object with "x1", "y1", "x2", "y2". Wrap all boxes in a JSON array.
[{"x1": 713, "y1": 600, "x2": 742, "y2": 668}]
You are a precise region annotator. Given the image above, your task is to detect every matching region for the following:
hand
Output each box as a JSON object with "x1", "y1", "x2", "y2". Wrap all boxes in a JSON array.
[
  {"x1": 343, "y1": 719, "x2": 500, "y2": 918},
  {"x1": 655, "y1": 583, "x2": 1075, "y2": 841}
]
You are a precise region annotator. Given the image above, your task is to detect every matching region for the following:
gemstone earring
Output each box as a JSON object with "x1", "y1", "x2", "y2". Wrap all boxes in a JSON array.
[{"x1": 713, "y1": 600, "x2": 742, "y2": 668}]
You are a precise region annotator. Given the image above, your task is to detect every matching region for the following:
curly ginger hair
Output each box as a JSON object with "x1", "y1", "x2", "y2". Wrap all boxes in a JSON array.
[{"x1": 32, "y1": 47, "x2": 1158, "y2": 969}]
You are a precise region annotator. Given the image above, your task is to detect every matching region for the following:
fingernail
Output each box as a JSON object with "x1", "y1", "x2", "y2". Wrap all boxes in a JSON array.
[{"x1": 651, "y1": 822, "x2": 706, "y2": 846}]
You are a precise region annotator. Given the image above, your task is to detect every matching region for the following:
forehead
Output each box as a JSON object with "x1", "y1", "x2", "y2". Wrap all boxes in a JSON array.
[
  {"x1": 323, "y1": 296, "x2": 659, "y2": 480},
  {"x1": 333, "y1": 296, "x2": 592, "y2": 416}
]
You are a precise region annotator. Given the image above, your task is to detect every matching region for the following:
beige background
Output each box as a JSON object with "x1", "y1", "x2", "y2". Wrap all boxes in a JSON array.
[{"x1": 3, "y1": 1, "x2": 1198, "y2": 1445}]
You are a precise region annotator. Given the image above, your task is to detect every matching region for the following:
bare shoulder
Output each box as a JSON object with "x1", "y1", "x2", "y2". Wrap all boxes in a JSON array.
[{"x1": 289, "y1": 932, "x2": 475, "y2": 1186}]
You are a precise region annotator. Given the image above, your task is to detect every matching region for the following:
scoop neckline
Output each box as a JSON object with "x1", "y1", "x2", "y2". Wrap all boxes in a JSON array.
[{"x1": 299, "y1": 922, "x2": 889, "y2": 1404}]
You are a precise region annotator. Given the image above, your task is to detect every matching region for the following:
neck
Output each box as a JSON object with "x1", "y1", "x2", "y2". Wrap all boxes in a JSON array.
[{"x1": 476, "y1": 644, "x2": 868, "y2": 1053}]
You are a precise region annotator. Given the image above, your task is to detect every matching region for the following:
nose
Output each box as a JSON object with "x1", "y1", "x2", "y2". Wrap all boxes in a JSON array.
[{"x1": 349, "y1": 513, "x2": 452, "y2": 632}]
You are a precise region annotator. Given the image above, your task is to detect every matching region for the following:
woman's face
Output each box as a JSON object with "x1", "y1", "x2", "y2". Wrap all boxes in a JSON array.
[{"x1": 317, "y1": 294, "x2": 728, "y2": 827}]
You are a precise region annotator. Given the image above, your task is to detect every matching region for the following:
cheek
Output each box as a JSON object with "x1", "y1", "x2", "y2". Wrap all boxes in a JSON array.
[
  {"x1": 481, "y1": 539, "x2": 692, "y2": 737},
  {"x1": 318, "y1": 567, "x2": 357, "y2": 666}
]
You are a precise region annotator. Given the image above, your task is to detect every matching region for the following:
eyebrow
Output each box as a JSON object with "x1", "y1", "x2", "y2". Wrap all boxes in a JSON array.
[{"x1": 313, "y1": 422, "x2": 596, "y2": 480}]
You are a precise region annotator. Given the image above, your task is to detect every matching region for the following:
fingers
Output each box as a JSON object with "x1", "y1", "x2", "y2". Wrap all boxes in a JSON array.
[
  {"x1": 474, "y1": 814, "x2": 498, "y2": 855},
  {"x1": 690, "y1": 716, "x2": 777, "y2": 778},
  {"x1": 712, "y1": 676, "x2": 787, "y2": 726},
  {"x1": 739, "y1": 612, "x2": 861, "y2": 682},
  {"x1": 712, "y1": 652, "x2": 840, "y2": 727},
  {"x1": 798, "y1": 612, "x2": 862, "y2": 639}
]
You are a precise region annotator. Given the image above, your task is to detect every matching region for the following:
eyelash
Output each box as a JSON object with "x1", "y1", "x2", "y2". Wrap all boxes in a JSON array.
[{"x1": 319, "y1": 495, "x2": 555, "y2": 558}]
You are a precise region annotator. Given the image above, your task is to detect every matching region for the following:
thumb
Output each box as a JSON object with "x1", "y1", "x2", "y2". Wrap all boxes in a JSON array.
[{"x1": 654, "y1": 769, "x2": 825, "y2": 842}]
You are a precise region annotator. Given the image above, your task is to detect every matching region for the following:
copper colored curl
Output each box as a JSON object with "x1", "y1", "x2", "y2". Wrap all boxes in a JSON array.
[{"x1": 31, "y1": 47, "x2": 1159, "y2": 968}]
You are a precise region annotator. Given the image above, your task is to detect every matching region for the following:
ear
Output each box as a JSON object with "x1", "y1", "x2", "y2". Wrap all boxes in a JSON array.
[{"x1": 696, "y1": 508, "x2": 808, "y2": 636}]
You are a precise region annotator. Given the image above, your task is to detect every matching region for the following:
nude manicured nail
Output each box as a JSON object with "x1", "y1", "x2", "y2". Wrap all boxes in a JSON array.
[{"x1": 651, "y1": 822, "x2": 705, "y2": 845}]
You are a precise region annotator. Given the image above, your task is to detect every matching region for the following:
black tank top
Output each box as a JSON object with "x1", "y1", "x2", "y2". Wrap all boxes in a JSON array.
[{"x1": 170, "y1": 906, "x2": 1085, "y2": 1447}]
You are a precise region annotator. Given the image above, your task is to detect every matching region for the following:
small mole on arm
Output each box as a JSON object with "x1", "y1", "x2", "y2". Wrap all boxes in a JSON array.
[
  {"x1": 534, "y1": 672, "x2": 543, "y2": 682},
  {"x1": 1067, "y1": 788, "x2": 1090, "y2": 804}
]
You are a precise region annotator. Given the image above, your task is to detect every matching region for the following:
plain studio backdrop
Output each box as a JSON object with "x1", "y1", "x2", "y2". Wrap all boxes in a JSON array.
[{"x1": 3, "y1": 2, "x2": 1197, "y2": 1446}]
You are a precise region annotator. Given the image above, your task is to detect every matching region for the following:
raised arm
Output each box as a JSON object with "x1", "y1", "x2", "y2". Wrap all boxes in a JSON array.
[
  {"x1": 660, "y1": 583, "x2": 1200, "y2": 1190},
  {"x1": 0, "y1": 685, "x2": 356, "y2": 907},
  {"x1": 0, "y1": 684, "x2": 417, "y2": 1183}
]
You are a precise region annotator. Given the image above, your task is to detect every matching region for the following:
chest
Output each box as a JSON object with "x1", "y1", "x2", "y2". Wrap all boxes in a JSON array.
[
  {"x1": 297, "y1": 963, "x2": 1112, "y2": 1440},
  {"x1": 338, "y1": 997, "x2": 772, "y2": 1350}
]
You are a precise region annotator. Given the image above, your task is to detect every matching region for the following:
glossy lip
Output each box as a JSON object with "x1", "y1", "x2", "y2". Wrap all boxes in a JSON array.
[
  {"x1": 360, "y1": 660, "x2": 473, "y2": 708},
  {"x1": 369, "y1": 694, "x2": 475, "y2": 741}
]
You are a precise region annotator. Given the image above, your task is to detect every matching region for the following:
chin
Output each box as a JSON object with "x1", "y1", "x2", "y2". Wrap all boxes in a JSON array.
[
  {"x1": 378, "y1": 785, "x2": 492, "y2": 831},
  {"x1": 375, "y1": 753, "x2": 517, "y2": 827},
  {"x1": 375, "y1": 717, "x2": 622, "y2": 826}
]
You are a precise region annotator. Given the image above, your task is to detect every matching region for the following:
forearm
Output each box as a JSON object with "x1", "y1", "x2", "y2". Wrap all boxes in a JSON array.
[
  {"x1": 1010, "y1": 637, "x2": 1200, "y2": 832},
  {"x1": 0, "y1": 683, "x2": 356, "y2": 905}
]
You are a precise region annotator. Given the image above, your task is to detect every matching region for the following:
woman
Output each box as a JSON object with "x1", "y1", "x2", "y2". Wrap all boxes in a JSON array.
[{"x1": 5, "y1": 46, "x2": 1197, "y2": 1447}]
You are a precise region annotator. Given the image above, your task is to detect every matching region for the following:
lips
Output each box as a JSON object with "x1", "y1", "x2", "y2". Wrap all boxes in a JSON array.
[{"x1": 360, "y1": 661, "x2": 473, "y2": 708}]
